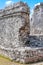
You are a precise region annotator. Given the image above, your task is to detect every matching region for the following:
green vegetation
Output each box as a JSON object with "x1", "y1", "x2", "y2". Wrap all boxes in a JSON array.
[
  {"x1": 0, "y1": 54, "x2": 11, "y2": 61},
  {"x1": 0, "y1": 54, "x2": 30, "y2": 65}
]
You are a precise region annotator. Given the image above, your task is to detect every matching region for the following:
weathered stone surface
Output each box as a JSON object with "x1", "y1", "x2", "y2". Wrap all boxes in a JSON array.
[
  {"x1": 0, "y1": 46, "x2": 43, "y2": 63},
  {"x1": 29, "y1": 35, "x2": 43, "y2": 47},
  {"x1": 30, "y1": 3, "x2": 43, "y2": 35},
  {"x1": 0, "y1": 1, "x2": 30, "y2": 48},
  {"x1": 30, "y1": 3, "x2": 43, "y2": 48},
  {"x1": 29, "y1": 3, "x2": 43, "y2": 63},
  {"x1": 0, "y1": 1, "x2": 43, "y2": 64},
  {"x1": 0, "y1": 1, "x2": 30, "y2": 63}
]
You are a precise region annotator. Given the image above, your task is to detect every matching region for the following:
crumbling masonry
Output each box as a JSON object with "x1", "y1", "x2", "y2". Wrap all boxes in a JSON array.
[{"x1": 0, "y1": 2, "x2": 43, "y2": 63}]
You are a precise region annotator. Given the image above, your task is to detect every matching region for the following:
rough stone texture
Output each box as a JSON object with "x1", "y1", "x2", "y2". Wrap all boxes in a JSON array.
[
  {"x1": 30, "y1": 3, "x2": 43, "y2": 47},
  {"x1": 29, "y1": 35, "x2": 43, "y2": 47},
  {"x1": 30, "y1": 3, "x2": 43, "y2": 35},
  {"x1": 29, "y1": 3, "x2": 43, "y2": 63},
  {"x1": 0, "y1": 1, "x2": 30, "y2": 48},
  {"x1": 0, "y1": 46, "x2": 43, "y2": 63},
  {"x1": 0, "y1": 2, "x2": 43, "y2": 64},
  {"x1": 0, "y1": 1, "x2": 30, "y2": 63}
]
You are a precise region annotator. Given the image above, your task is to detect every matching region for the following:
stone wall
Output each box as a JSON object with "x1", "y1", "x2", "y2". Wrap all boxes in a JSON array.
[
  {"x1": 0, "y1": 46, "x2": 43, "y2": 63},
  {"x1": 29, "y1": 3, "x2": 43, "y2": 63},
  {"x1": 31, "y1": 3, "x2": 43, "y2": 35},
  {"x1": 30, "y1": 3, "x2": 43, "y2": 47},
  {"x1": 0, "y1": 1, "x2": 31, "y2": 63},
  {"x1": 0, "y1": 1, "x2": 30, "y2": 48},
  {"x1": 29, "y1": 35, "x2": 43, "y2": 47},
  {"x1": 0, "y1": 1, "x2": 43, "y2": 63}
]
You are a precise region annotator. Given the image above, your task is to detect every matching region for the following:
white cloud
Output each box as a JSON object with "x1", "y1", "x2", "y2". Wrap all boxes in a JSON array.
[
  {"x1": 5, "y1": 0, "x2": 13, "y2": 6},
  {"x1": 35, "y1": 3, "x2": 40, "y2": 7}
]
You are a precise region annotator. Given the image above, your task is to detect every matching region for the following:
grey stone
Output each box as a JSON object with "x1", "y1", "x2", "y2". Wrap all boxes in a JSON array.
[{"x1": 0, "y1": 1, "x2": 30, "y2": 63}]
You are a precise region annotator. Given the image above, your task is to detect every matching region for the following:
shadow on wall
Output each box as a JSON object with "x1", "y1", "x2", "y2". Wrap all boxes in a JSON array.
[{"x1": 24, "y1": 35, "x2": 43, "y2": 47}]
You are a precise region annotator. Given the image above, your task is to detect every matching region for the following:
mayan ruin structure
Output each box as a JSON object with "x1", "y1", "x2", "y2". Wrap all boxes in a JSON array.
[
  {"x1": 0, "y1": 1, "x2": 30, "y2": 48},
  {"x1": 0, "y1": 1, "x2": 43, "y2": 63},
  {"x1": 0, "y1": 1, "x2": 30, "y2": 63},
  {"x1": 30, "y1": 3, "x2": 43, "y2": 47},
  {"x1": 31, "y1": 3, "x2": 43, "y2": 35}
]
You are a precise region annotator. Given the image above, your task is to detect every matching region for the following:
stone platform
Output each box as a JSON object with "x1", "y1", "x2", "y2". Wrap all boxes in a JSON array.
[{"x1": 0, "y1": 46, "x2": 43, "y2": 63}]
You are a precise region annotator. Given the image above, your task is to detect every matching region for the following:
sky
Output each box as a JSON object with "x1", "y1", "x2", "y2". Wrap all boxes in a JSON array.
[{"x1": 0, "y1": 0, "x2": 43, "y2": 13}]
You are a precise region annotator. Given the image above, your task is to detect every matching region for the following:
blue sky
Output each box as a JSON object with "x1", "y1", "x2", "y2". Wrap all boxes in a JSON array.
[{"x1": 0, "y1": 0, "x2": 43, "y2": 10}]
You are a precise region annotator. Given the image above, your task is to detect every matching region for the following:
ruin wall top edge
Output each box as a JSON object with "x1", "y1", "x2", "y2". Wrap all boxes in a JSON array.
[{"x1": 0, "y1": 2, "x2": 30, "y2": 17}]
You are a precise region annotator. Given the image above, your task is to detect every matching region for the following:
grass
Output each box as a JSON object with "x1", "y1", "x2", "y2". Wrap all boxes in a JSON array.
[
  {"x1": 0, "y1": 54, "x2": 43, "y2": 65},
  {"x1": 0, "y1": 54, "x2": 30, "y2": 65},
  {"x1": 0, "y1": 54, "x2": 11, "y2": 61}
]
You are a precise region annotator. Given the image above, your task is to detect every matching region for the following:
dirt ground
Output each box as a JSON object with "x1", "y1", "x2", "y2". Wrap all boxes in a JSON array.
[{"x1": 0, "y1": 57, "x2": 43, "y2": 65}]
